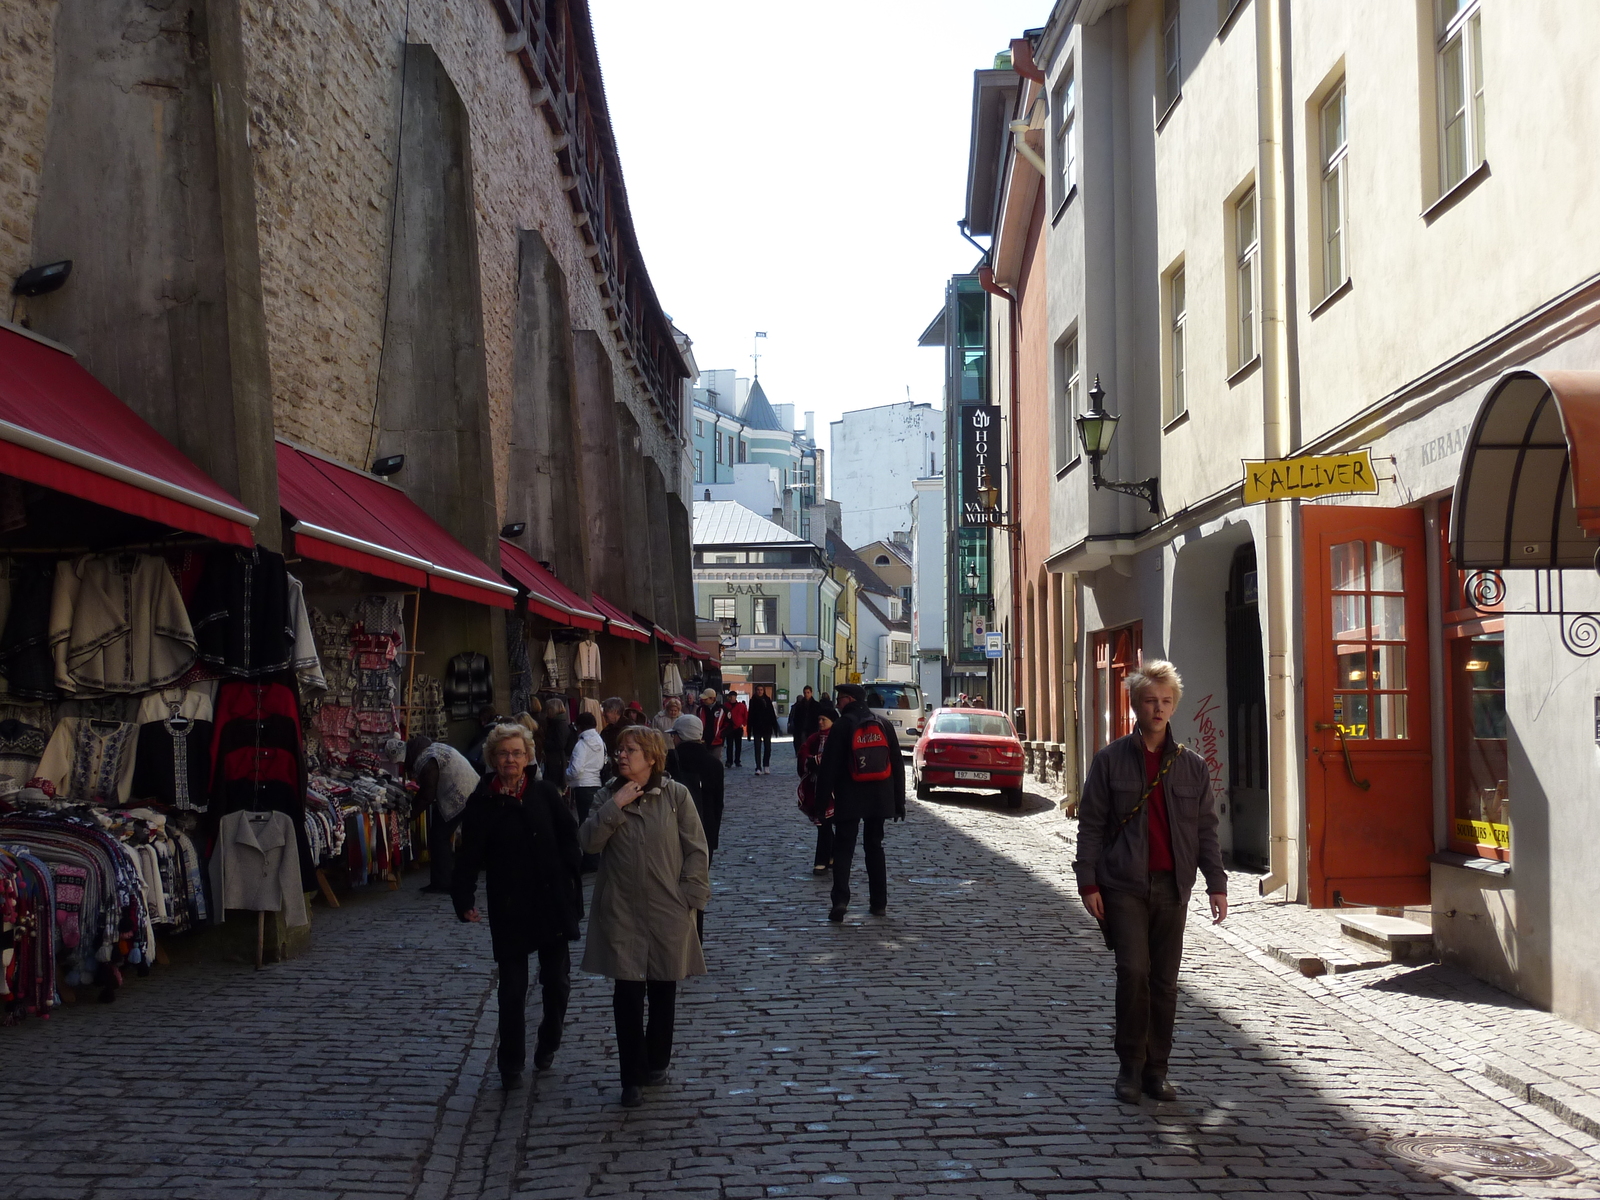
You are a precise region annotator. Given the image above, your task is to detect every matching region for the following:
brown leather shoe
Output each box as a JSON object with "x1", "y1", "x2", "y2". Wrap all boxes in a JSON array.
[
  {"x1": 1114, "y1": 1069, "x2": 1142, "y2": 1104},
  {"x1": 1143, "y1": 1074, "x2": 1177, "y2": 1101}
]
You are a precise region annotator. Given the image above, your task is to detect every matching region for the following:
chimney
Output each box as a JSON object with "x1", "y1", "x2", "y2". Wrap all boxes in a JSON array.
[{"x1": 804, "y1": 411, "x2": 815, "y2": 439}]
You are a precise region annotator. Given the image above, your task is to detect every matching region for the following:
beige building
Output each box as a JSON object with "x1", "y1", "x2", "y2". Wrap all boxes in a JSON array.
[
  {"x1": 990, "y1": 0, "x2": 1600, "y2": 1030},
  {"x1": 1, "y1": 0, "x2": 697, "y2": 712}
]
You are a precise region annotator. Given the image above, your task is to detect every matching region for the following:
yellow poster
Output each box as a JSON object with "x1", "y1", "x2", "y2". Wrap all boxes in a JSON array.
[
  {"x1": 1455, "y1": 818, "x2": 1511, "y2": 851},
  {"x1": 1242, "y1": 450, "x2": 1380, "y2": 504}
]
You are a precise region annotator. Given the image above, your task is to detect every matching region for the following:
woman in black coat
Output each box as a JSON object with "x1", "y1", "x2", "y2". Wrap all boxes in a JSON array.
[
  {"x1": 746, "y1": 688, "x2": 780, "y2": 775},
  {"x1": 452, "y1": 722, "x2": 583, "y2": 1089}
]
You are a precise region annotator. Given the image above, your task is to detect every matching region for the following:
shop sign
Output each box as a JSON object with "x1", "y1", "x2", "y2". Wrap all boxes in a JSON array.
[
  {"x1": 1455, "y1": 818, "x2": 1511, "y2": 851},
  {"x1": 1241, "y1": 449, "x2": 1379, "y2": 505},
  {"x1": 960, "y1": 404, "x2": 1003, "y2": 526}
]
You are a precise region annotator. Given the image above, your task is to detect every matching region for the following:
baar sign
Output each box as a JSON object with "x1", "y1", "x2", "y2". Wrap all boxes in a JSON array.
[{"x1": 1241, "y1": 450, "x2": 1379, "y2": 505}]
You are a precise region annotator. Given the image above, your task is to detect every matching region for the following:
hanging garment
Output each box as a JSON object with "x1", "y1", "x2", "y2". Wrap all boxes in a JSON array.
[
  {"x1": 575, "y1": 637, "x2": 602, "y2": 682},
  {"x1": 0, "y1": 716, "x2": 49, "y2": 785},
  {"x1": 134, "y1": 685, "x2": 214, "y2": 726},
  {"x1": 188, "y1": 547, "x2": 294, "y2": 677},
  {"x1": 443, "y1": 652, "x2": 492, "y2": 720},
  {"x1": 209, "y1": 810, "x2": 308, "y2": 927},
  {"x1": 210, "y1": 680, "x2": 310, "y2": 885},
  {"x1": 48, "y1": 553, "x2": 197, "y2": 695},
  {"x1": 507, "y1": 610, "x2": 532, "y2": 716},
  {"x1": 37, "y1": 718, "x2": 138, "y2": 803},
  {"x1": 662, "y1": 662, "x2": 684, "y2": 698},
  {"x1": 131, "y1": 712, "x2": 213, "y2": 812},
  {"x1": 286, "y1": 576, "x2": 326, "y2": 691},
  {"x1": 541, "y1": 638, "x2": 565, "y2": 690},
  {"x1": 0, "y1": 561, "x2": 62, "y2": 700}
]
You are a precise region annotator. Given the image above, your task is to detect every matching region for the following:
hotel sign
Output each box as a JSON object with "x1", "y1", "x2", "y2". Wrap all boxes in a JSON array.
[
  {"x1": 960, "y1": 404, "x2": 1003, "y2": 526},
  {"x1": 1241, "y1": 450, "x2": 1380, "y2": 505}
]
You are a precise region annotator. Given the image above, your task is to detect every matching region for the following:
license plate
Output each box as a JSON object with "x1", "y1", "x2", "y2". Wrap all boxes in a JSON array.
[{"x1": 954, "y1": 770, "x2": 990, "y2": 781}]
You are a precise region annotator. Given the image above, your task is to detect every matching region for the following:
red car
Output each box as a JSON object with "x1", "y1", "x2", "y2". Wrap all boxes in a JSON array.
[{"x1": 913, "y1": 707, "x2": 1026, "y2": 808}]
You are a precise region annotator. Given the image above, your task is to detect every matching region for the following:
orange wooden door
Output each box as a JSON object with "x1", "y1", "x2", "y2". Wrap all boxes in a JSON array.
[{"x1": 1302, "y1": 506, "x2": 1434, "y2": 908}]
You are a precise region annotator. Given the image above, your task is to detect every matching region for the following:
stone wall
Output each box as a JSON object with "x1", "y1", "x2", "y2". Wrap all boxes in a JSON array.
[{"x1": 0, "y1": 0, "x2": 58, "y2": 299}]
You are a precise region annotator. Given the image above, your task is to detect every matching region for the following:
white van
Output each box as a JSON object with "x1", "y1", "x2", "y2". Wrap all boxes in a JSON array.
[{"x1": 860, "y1": 680, "x2": 924, "y2": 755}]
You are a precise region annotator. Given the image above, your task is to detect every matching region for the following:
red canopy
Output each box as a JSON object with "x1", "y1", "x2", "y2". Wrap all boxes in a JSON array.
[
  {"x1": 653, "y1": 624, "x2": 707, "y2": 659},
  {"x1": 498, "y1": 540, "x2": 604, "y2": 630},
  {"x1": 0, "y1": 325, "x2": 257, "y2": 544},
  {"x1": 277, "y1": 441, "x2": 514, "y2": 609},
  {"x1": 591, "y1": 594, "x2": 651, "y2": 642}
]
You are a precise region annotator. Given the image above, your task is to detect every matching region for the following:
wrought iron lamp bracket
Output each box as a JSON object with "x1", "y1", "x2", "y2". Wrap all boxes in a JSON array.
[
  {"x1": 1088, "y1": 455, "x2": 1161, "y2": 516},
  {"x1": 1463, "y1": 569, "x2": 1600, "y2": 658}
]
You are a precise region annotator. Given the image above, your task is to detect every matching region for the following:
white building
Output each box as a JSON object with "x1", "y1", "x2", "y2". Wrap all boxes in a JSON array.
[
  {"x1": 830, "y1": 401, "x2": 944, "y2": 548},
  {"x1": 910, "y1": 476, "x2": 947, "y2": 705}
]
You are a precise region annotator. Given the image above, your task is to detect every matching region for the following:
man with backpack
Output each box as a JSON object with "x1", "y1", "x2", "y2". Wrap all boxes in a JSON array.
[{"x1": 814, "y1": 683, "x2": 905, "y2": 922}]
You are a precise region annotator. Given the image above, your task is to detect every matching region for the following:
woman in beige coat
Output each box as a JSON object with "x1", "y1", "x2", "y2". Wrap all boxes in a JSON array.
[{"x1": 579, "y1": 725, "x2": 710, "y2": 1108}]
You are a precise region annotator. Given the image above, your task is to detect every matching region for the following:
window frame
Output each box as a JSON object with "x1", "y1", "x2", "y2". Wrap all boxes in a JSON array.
[
  {"x1": 1162, "y1": 0, "x2": 1181, "y2": 111},
  {"x1": 753, "y1": 595, "x2": 778, "y2": 634},
  {"x1": 1234, "y1": 187, "x2": 1259, "y2": 369},
  {"x1": 1436, "y1": 0, "x2": 1486, "y2": 194},
  {"x1": 694, "y1": 449, "x2": 704, "y2": 483},
  {"x1": 712, "y1": 596, "x2": 737, "y2": 623},
  {"x1": 1319, "y1": 81, "x2": 1349, "y2": 296},
  {"x1": 1053, "y1": 67, "x2": 1077, "y2": 207},
  {"x1": 1168, "y1": 268, "x2": 1187, "y2": 423},
  {"x1": 1055, "y1": 334, "x2": 1081, "y2": 469}
]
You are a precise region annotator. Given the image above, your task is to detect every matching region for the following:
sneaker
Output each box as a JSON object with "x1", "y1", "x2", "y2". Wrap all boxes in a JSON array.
[
  {"x1": 828, "y1": 904, "x2": 847, "y2": 923},
  {"x1": 620, "y1": 1085, "x2": 644, "y2": 1108}
]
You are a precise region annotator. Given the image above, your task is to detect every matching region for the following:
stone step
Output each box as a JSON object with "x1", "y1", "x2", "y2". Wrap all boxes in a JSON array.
[
  {"x1": 1268, "y1": 943, "x2": 1391, "y2": 977},
  {"x1": 1479, "y1": 1053, "x2": 1600, "y2": 1140},
  {"x1": 1338, "y1": 913, "x2": 1436, "y2": 963}
]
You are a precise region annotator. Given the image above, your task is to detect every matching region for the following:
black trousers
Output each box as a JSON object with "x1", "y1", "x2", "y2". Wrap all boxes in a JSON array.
[
  {"x1": 496, "y1": 943, "x2": 571, "y2": 1074},
  {"x1": 613, "y1": 979, "x2": 677, "y2": 1086},
  {"x1": 1101, "y1": 870, "x2": 1187, "y2": 1079},
  {"x1": 812, "y1": 820, "x2": 833, "y2": 869},
  {"x1": 829, "y1": 816, "x2": 886, "y2": 909},
  {"x1": 724, "y1": 731, "x2": 742, "y2": 766},
  {"x1": 427, "y1": 805, "x2": 463, "y2": 890},
  {"x1": 751, "y1": 733, "x2": 772, "y2": 769},
  {"x1": 572, "y1": 786, "x2": 600, "y2": 872}
]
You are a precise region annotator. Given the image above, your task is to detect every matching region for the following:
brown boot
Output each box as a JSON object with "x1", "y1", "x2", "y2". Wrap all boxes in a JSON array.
[
  {"x1": 1114, "y1": 1068, "x2": 1142, "y2": 1104},
  {"x1": 1142, "y1": 1073, "x2": 1177, "y2": 1101}
]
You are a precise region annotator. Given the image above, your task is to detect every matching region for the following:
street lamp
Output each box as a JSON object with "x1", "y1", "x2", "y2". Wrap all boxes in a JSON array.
[
  {"x1": 964, "y1": 563, "x2": 981, "y2": 593},
  {"x1": 1074, "y1": 375, "x2": 1160, "y2": 515}
]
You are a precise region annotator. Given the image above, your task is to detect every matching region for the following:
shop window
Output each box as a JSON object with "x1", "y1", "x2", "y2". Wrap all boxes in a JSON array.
[
  {"x1": 1329, "y1": 538, "x2": 1409, "y2": 739},
  {"x1": 754, "y1": 596, "x2": 777, "y2": 634},
  {"x1": 1092, "y1": 623, "x2": 1143, "y2": 751}
]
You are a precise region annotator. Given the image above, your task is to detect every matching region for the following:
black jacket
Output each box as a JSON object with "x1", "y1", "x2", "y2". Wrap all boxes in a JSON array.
[
  {"x1": 1072, "y1": 730, "x2": 1227, "y2": 901},
  {"x1": 747, "y1": 693, "x2": 780, "y2": 736},
  {"x1": 787, "y1": 696, "x2": 819, "y2": 740},
  {"x1": 666, "y1": 740, "x2": 725, "y2": 853},
  {"x1": 451, "y1": 769, "x2": 583, "y2": 959},
  {"x1": 189, "y1": 547, "x2": 295, "y2": 677},
  {"x1": 815, "y1": 699, "x2": 905, "y2": 822}
]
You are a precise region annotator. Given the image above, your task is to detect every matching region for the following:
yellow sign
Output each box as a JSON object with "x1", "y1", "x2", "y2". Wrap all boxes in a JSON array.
[
  {"x1": 1242, "y1": 450, "x2": 1379, "y2": 504},
  {"x1": 1455, "y1": 818, "x2": 1511, "y2": 851}
]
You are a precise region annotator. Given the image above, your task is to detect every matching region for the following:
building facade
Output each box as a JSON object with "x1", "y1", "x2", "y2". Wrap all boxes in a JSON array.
[
  {"x1": 830, "y1": 401, "x2": 945, "y2": 549},
  {"x1": 965, "y1": 0, "x2": 1600, "y2": 1031}
]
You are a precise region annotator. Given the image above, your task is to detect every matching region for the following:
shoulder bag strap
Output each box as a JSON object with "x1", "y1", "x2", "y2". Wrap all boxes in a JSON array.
[{"x1": 1109, "y1": 744, "x2": 1184, "y2": 837}]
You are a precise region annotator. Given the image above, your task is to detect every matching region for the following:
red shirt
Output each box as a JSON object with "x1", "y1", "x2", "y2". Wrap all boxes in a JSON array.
[{"x1": 1144, "y1": 746, "x2": 1174, "y2": 873}]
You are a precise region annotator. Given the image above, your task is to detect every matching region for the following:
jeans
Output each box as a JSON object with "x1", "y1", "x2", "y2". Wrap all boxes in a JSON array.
[
  {"x1": 426, "y1": 805, "x2": 463, "y2": 890},
  {"x1": 724, "y1": 731, "x2": 742, "y2": 766},
  {"x1": 496, "y1": 943, "x2": 571, "y2": 1074},
  {"x1": 829, "y1": 816, "x2": 886, "y2": 909},
  {"x1": 613, "y1": 979, "x2": 677, "y2": 1086},
  {"x1": 813, "y1": 820, "x2": 833, "y2": 869},
  {"x1": 1101, "y1": 870, "x2": 1188, "y2": 1079},
  {"x1": 751, "y1": 733, "x2": 772, "y2": 769},
  {"x1": 572, "y1": 786, "x2": 600, "y2": 872}
]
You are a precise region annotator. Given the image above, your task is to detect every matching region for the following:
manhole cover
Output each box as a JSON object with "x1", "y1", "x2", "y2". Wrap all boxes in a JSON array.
[{"x1": 1386, "y1": 1135, "x2": 1574, "y2": 1179}]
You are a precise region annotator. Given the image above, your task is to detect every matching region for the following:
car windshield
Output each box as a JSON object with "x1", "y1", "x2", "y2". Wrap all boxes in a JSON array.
[
  {"x1": 864, "y1": 683, "x2": 921, "y2": 711},
  {"x1": 931, "y1": 713, "x2": 1014, "y2": 737}
]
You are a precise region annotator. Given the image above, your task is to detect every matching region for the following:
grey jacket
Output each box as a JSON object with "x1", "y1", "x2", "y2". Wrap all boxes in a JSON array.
[
  {"x1": 1073, "y1": 731, "x2": 1227, "y2": 901},
  {"x1": 579, "y1": 775, "x2": 710, "y2": 981},
  {"x1": 209, "y1": 810, "x2": 309, "y2": 927}
]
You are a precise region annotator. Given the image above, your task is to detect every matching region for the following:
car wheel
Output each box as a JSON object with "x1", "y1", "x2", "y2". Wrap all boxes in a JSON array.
[{"x1": 1004, "y1": 788, "x2": 1024, "y2": 809}]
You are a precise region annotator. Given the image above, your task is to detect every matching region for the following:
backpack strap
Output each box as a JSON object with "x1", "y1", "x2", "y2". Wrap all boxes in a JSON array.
[{"x1": 1110, "y1": 743, "x2": 1183, "y2": 835}]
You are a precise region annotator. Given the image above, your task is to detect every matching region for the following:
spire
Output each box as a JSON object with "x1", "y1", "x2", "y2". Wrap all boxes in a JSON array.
[{"x1": 740, "y1": 378, "x2": 785, "y2": 431}]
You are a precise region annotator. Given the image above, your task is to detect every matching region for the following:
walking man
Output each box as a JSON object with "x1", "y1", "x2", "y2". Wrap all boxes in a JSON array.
[
  {"x1": 788, "y1": 685, "x2": 819, "y2": 756},
  {"x1": 1073, "y1": 659, "x2": 1227, "y2": 1104},
  {"x1": 815, "y1": 683, "x2": 904, "y2": 922}
]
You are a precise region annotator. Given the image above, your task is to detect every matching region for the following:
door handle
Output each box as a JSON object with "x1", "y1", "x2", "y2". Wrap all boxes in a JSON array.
[{"x1": 1314, "y1": 721, "x2": 1372, "y2": 791}]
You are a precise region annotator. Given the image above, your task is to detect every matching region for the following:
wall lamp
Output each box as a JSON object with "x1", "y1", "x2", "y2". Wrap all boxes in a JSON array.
[
  {"x1": 1075, "y1": 376, "x2": 1160, "y2": 515},
  {"x1": 370, "y1": 454, "x2": 405, "y2": 477},
  {"x1": 12, "y1": 260, "x2": 72, "y2": 297},
  {"x1": 500, "y1": 522, "x2": 527, "y2": 538}
]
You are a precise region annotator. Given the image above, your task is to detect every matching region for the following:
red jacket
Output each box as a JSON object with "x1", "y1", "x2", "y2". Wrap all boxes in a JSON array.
[{"x1": 729, "y1": 700, "x2": 748, "y2": 731}]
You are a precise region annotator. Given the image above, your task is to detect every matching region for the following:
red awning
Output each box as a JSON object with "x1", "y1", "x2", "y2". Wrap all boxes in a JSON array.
[
  {"x1": 592, "y1": 594, "x2": 651, "y2": 642},
  {"x1": 277, "y1": 441, "x2": 514, "y2": 609},
  {"x1": 653, "y1": 624, "x2": 711, "y2": 660},
  {"x1": 0, "y1": 325, "x2": 257, "y2": 544},
  {"x1": 498, "y1": 540, "x2": 604, "y2": 630}
]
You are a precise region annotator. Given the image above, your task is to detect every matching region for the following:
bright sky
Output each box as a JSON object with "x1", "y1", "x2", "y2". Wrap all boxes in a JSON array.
[{"x1": 589, "y1": 0, "x2": 1049, "y2": 460}]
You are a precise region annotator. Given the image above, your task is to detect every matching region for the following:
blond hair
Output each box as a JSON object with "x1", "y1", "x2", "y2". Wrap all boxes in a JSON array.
[
  {"x1": 1125, "y1": 659, "x2": 1184, "y2": 705},
  {"x1": 616, "y1": 725, "x2": 669, "y2": 776}
]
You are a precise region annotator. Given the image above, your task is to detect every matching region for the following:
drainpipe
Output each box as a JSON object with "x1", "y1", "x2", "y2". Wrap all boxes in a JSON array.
[
  {"x1": 1256, "y1": 0, "x2": 1299, "y2": 900},
  {"x1": 978, "y1": 264, "x2": 1025, "y2": 720},
  {"x1": 1008, "y1": 38, "x2": 1049, "y2": 178}
]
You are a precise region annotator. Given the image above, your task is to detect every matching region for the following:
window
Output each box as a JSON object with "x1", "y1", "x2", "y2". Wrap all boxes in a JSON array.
[
  {"x1": 901, "y1": 585, "x2": 912, "y2": 604},
  {"x1": 1091, "y1": 624, "x2": 1143, "y2": 751},
  {"x1": 714, "y1": 554, "x2": 738, "y2": 564},
  {"x1": 874, "y1": 555, "x2": 891, "y2": 567},
  {"x1": 712, "y1": 596, "x2": 736, "y2": 622},
  {"x1": 1056, "y1": 335, "x2": 1080, "y2": 466},
  {"x1": 1329, "y1": 539, "x2": 1409, "y2": 739},
  {"x1": 694, "y1": 449, "x2": 704, "y2": 482},
  {"x1": 932, "y1": 712, "x2": 1014, "y2": 737},
  {"x1": 888, "y1": 596, "x2": 902, "y2": 620},
  {"x1": 695, "y1": 419, "x2": 704, "y2": 437},
  {"x1": 890, "y1": 640, "x2": 912, "y2": 666},
  {"x1": 1436, "y1": 0, "x2": 1485, "y2": 192},
  {"x1": 1319, "y1": 82, "x2": 1349, "y2": 293},
  {"x1": 737, "y1": 439, "x2": 747, "y2": 464},
  {"x1": 1169, "y1": 270, "x2": 1187, "y2": 419},
  {"x1": 1162, "y1": 0, "x2": 1181, "y2": 109},
  {"x1": 714, "y1": 435, "x2": 723, "y2": 465},
  {"x1": 1234, "y1": 188, "x2": 1258, "y2": 366},
  {"x1": 754, "y1": 596, "x2": 777, "y2": 634},
  {"x1": 1054, "y1": 69, "x2": 1077, "y2": 204}
]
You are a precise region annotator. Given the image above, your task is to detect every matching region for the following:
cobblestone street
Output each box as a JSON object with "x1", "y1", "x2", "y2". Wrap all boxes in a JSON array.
[{"x1": 3, "y1": 745, "x2": 1599, "y2": 1200}]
